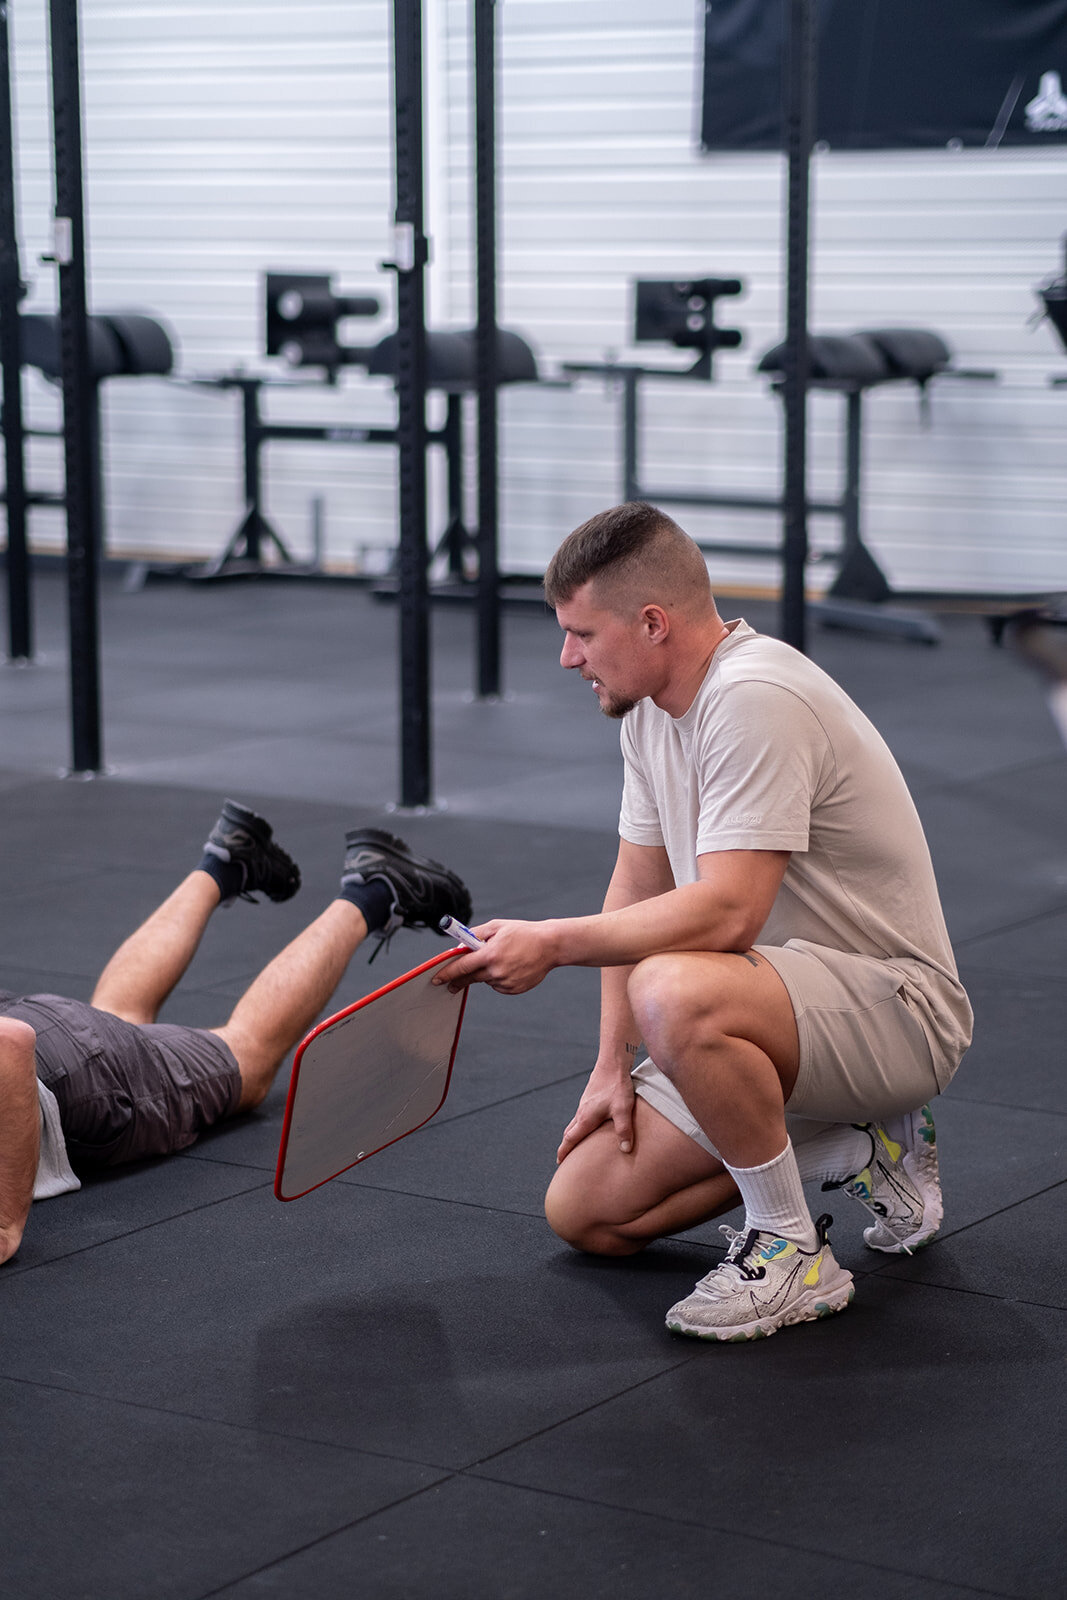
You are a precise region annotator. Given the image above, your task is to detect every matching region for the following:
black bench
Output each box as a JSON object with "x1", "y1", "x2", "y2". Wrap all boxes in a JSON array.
[{"x1": 757, "y1": 328, "x2": 957, "y2": 642}]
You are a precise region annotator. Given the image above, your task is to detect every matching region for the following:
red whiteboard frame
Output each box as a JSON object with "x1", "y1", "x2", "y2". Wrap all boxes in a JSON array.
[{"x1": 274, "y1": 948, "x2": 469, "y2": 1201}]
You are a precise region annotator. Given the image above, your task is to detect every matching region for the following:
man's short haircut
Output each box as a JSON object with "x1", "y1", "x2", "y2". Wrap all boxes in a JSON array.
[{"x1": 544, "y1": 501, "x2": 711, "y2": 614}]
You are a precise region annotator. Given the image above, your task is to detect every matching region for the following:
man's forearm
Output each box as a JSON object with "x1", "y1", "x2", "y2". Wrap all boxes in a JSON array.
[{"x1": 549, "y1": 879, "x2": 757, "y2": 971}]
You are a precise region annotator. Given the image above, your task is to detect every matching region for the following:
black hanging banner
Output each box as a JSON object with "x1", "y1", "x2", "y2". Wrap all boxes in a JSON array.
[{"x1": 702, "y1": 0, "x2": 1067, "y2": 151}]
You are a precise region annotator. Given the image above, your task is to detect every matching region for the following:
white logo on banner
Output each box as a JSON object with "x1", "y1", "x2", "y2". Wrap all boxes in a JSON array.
[{"x1": 1025, "y1": 71, "x2": 1067, "y2": 133}]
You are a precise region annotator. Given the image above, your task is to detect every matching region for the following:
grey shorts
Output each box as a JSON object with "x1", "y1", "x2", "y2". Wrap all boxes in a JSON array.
[
  {"x1": 0, "y1": 991, "x2": 242, "y2": 1169},
  {"x1": 632, "y1": 941, "x2": 950, "y2": 1158}
]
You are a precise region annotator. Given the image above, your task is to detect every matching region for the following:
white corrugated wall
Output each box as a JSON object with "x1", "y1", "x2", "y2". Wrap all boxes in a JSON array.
[{"x1": 5, "y1": 0, "x2": 1067, "y2": 593}]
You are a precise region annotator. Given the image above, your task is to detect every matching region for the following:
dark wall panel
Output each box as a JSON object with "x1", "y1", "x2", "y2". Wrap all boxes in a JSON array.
[{"x1": 702, "y1": 0, "x2": 1067, "y2": 150}]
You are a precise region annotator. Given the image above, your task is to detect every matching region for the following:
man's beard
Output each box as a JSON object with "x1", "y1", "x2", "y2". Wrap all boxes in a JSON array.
[{"x1": 598, "y1": 688, "x2": 637, "y2": 720}]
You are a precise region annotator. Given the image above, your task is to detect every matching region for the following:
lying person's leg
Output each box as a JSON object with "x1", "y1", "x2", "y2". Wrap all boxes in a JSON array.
[
  {"x1": 91, "y1": 800, "x2": 300, "y2": 1024},
  {"x1": 212, "y1": 898, "x2": 369, "y2": 1110},
  {"x1": 213, "y1": 826, "x2": 472, "y2": 1112},
  {"x1": 39, "y1": 822, "x2": 471, "y2": 1167}
]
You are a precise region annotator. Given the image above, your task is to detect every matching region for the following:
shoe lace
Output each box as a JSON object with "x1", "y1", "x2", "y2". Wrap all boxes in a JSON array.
[
  {"x1": 366, "y1": 905, "x2": 404, "y2": 965},
  {"x1": 693, "y1": 1226, "x2": 767, "y2": 1299}
]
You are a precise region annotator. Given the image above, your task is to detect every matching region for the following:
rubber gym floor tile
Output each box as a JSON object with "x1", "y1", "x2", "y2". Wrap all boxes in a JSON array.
[
  {"x1": 0, "y1": 867, "x2": 321, "y2": 995},
  {"x1": 743, "y1": 1086, "x2": 1067, "y2": 1281},
  {"x1": 879, "y1": 1181, "x2": 1067, "y2": 1309},
  {"x1": 0, "y1": 850, "x2": 102, "y2": 900},
  {"x1": 5, "y1": 1157, "x2": 272, "y2": 1277},
  {"x1": 0, "y1": 1377, "x2": 444, "y2": 1600},
  {"x1": 954, "y1": 903, "x2": 1067, "y2": 980},
  {"x1": 331, "y1": 1076, "x2": 1067, "y2": 1254},
  {"x1": 429, "y1": 684, "x2": 624, "y2": 765},
  {"x1": 5, "y1": 575, "x2": 1064, "y2": 1598},
  {"x1": 0, "y1": 961, "x2": 111, "y2": 999},
  {"x1": 0, "y1": 706, "x2": 86, "y2": 773},
  {"x1": 478, "y1": 1279, "x2": 1063, "y2": 1600},
  {"x1": 104, "y1": 674, "x2": 368, "y2": 735},
  {"x1": 958, "y1": 750, "x2": 1067, "y2": 837},
  {"x1": 850, "y1": 667, "x2": 1061, "y2": 784},
  {"x1": 0, "y1": 764, "x2": 45, "y2": 794},
  {"x1": 0, "y1": 1188, "x2": 699, "y2": 1471},
  {"x1": 0, "y1": 773, "x2": 255, "y2": 870},
  {"x1": 430, "y1": 1022, "x2": 590, "y2": 1123},
  {"x1": 911, "y1": 1094, "x2": 1067, "y2": 1236},
  {"x1": 0, "y1": 658, "x2": 71, "y2": 716},
  {"x1": 334, "y1": 1073, "x2": 579, "y2": 1220},
  {"x1": 207, "y1": 1470, "x2": 980, "y2": 1600},
  {"x1": 951, "y1": 967, "x2": 1067, "y2": 1115},
  {"x1": 439, "y1": 760, "x2": 625, "y2": 833},
  {"x1": 107, "y1": 731, "x2": 389, "y2": 808},
  {"x1": 907, "y1": 788, "x2": 1067, "y2": 943},
  {"x1": 441, "y1": 825, "x2": 618, "y2": 917},
  {"x1": 183, "y1": 996, "x2": 595, "y2": 1179},
  {"x1": 459, "y1": 964, "x2": 604, "y2": 1041}
]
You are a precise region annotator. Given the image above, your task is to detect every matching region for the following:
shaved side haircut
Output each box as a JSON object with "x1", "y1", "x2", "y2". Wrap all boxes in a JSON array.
[{"x1": 544, "y1": 502, "x2": 712, "y2": 617}]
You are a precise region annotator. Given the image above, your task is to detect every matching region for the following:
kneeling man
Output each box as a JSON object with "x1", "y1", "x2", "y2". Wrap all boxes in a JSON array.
[{"x1": 438, "y1": 501, "x2": 972, "y2": 1343}]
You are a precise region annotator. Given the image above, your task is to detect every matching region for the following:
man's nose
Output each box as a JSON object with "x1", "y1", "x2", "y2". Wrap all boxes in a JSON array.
[{"x1": 560, "y1": 635, "x2": 582, "y2": 669}]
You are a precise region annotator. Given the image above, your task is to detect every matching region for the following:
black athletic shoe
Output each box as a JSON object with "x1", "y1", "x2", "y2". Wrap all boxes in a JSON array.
[
  {"x1": 341, "y1": 828, "x2": 472, "y2": 939},
  {"x1": 202, "y1": 800, "x2": 301, "y2": 904}
]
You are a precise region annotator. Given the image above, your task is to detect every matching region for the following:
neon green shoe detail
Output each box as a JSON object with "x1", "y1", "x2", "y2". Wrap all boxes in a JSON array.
[{"x1": 840, "y1": 1106, "x2": 943, "y2": 1255}]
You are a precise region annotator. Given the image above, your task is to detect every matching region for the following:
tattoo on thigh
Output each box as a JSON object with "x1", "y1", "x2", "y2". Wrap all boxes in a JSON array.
[{"x1": 737, "y1": 952, "x2": 760, "y2": 969}]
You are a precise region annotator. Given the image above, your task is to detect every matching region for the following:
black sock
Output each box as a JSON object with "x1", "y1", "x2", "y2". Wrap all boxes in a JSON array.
[
  {"x1": 197, "y1": 849, "x2": 243, "y2": 903},
  {"x1": 337, "y1": 875, "x2": 395, "y2": 932}
]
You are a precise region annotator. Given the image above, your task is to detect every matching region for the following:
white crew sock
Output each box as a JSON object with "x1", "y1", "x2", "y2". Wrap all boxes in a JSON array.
[
  {"x1": 723, "y1": 1140, "x2": 819, "y2": 1250},
  {"x1": 791, "y1": 1123, "x2": 874, "y2": 1187}
]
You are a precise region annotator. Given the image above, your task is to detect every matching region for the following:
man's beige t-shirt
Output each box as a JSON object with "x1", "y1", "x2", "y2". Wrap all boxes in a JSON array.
[{"x1": 618, "y1": 620, "x2": 972, "y2": 1077}]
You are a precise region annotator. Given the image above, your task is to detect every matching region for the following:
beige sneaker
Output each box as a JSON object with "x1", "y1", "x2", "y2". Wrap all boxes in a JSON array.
[
  {"x1": 665, "y1": 1214, "x2": 854, "y2": 1342},
  {"x1": 834, "y1": 1106, "x2": 943, "y2": 1255}
]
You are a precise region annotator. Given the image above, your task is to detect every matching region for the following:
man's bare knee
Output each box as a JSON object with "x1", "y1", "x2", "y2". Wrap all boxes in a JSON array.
[
  {"x1": 210, "y1": 1026, "x2": 275, "y2": 1114},
  {"x1": 544, "y1": 1176, "x2": 646, "y2": 1257},
  {"x1": 544, "y1": 1157, "x2": 648, "y2": 1257},
  {"x1": 627, "y1": 953, "x2": 711, "y2": 1068}
]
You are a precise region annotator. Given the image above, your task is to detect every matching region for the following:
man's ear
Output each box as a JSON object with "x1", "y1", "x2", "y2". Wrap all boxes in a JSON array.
[{"x1": 641, "y1": 603, "x2": 670, "y2": 644}]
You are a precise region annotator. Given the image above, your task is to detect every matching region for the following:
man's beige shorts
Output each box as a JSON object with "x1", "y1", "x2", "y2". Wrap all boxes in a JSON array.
[{"x1": 632, "y1": 939, "x2": 948, "y2": 1157}]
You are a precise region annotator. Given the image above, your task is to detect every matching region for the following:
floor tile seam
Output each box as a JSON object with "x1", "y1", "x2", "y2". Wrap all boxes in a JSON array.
[
  {"x1": 958, "y1": 961, "x2": 1067, "y2": 983},
  {"x1": 955, "y1": 899, "x2": 1067, "y2": 949},
  {"x1": 456, "y1": 1355, "x2": 698, "y2": 1475},
  {"x1": 944, "y1": 1089, "x2": 1067, "y2": 1121},
  {"x1": 917, "y1": 750, "x2": 1067, "y2": 797},
  {"x1": 334, "y1": 1176, "x2": 550, "y2": 1224},
  {"x1": 189, "y1": 1474, "x2": 464, "y2": 1600},
  {"x1": 907, "y1": 773, "x2": 1066, "y2": 816},
  {"x1": 931, "y1": 1176, "x2": 1067, "y2": 1244},
  {"x1": 428, "y1": 1067, "x2": 589, "y2": 1128},
  {"x1": 180, "y1": 1150, "x2": 280, "y2": 1178},
  {"x1": 453, "y1": 1470, "x2": 1021, "y2": 1598},
  {"x1": 5, "y1": 1175, "x2": 274, "y2": 1276},
  {"x1": 866, "y1": 1265, "x2": 1067, "y2": 1315},
  {"x1": 0, "y1": 1369, "x2": 462, "y2": 1478},
  {"x1": 182, "y1": 1152, "x2": 557, "y2": 1218}
]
